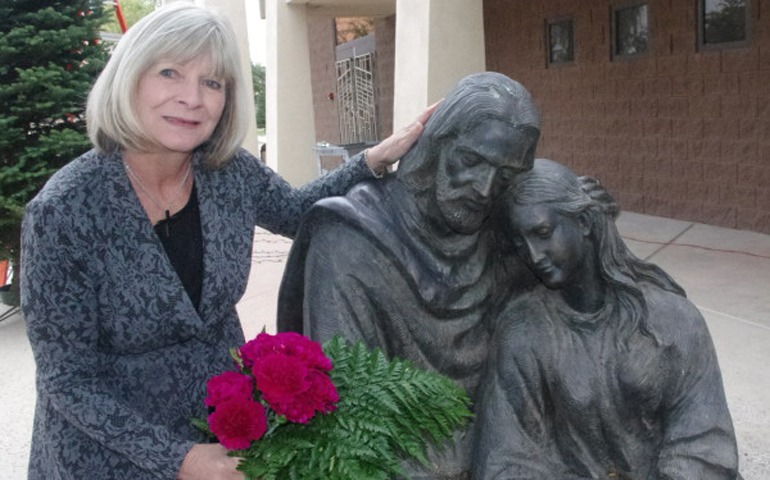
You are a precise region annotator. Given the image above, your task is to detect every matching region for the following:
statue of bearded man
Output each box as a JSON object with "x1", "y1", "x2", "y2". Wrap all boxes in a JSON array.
[{"x1": 278, "y1": 72, "x2": 541, "y2": 479}]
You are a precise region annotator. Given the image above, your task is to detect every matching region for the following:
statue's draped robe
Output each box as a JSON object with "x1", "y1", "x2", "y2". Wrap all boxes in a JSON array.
[
  {"x1": 279, "y1": 177, "x2": 531, "y2": 479},
  {"x1": 473, "y1": 284, "x2": 740, "y2": 480}
]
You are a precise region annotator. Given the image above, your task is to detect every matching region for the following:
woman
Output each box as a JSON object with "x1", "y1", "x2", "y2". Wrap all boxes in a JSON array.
[
  {"x1": 20, "y1": 4, "x2": 431, "y2": 479},
  {"x1": 472, "y1": 159, "x2": 740, "y2": 479}
]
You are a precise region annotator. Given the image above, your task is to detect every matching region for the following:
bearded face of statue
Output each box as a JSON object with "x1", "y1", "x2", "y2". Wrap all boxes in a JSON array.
[{"x1": 434, "y1": 120, "x2": 536, "y2": 235}]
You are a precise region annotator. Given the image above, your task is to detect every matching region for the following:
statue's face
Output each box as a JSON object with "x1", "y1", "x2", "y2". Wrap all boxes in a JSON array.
[
  {"x1": 434, "y1": 120, "x2": 535, "y2": 234},
  {"x1": 506, "y1": 203, "x2": 589, "y2": 289}
]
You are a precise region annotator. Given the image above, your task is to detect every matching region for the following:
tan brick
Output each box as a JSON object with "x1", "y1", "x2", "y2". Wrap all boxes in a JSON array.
[
  {"x1": 738, "y1": 71, "x2": 762, "y2": 96},
  {"x1": 737, "y1": 163, "x2": 770, "y2": 188},
  {"x1": 701, "y1": 204, "x2": 737, "y2": 229},
  {"x1": 721, "y1": 47, "x2": 759, "y2": 72},
  {"x1": 659, "y1": 97, "x2": 690, "y2": 118},
  {"x1": 671, "y1": 157, "x2": 695, "y2": 179},
  {"x1": 631, "y1": 97, "x2": 658, "y2": 117},
  {"x1": 688, "y1": 140, "x2": 721, "y2": 162},
  {"x1": 629, "y1": 58, "x2": 658, "y2": 78},
  {"x1": 757, "y1": 96, "x2": 770, "y2": 119},
  {"x1": 671, "y1": 32, "x2": 696, "y2": 56},
  {"x1": 645, "y1": 196, "x2": 673, "y2": 217},
  {"x1": 722, "y1": 140, "x2": 758, "y2": 163},
  {"x1": 720, "y1": 184, "x2": 756, "y2": 208},
  {"x1": 657, "y1": 54, "x2": 688, "y2": 76},
  {"x1": 722, "y1": 95, "x2": 757, "y2": 118},
  {"x1": 704, "y1": 118, "x2": 740, "y2": 140},
  {"x1": 616, "y1": 191, "x2": 645, "y2": 212},
  {"x1": 687, "y1": 52, "x2": 721, "y2": 75},
  {"x1": 672, "y1": 118, "x2": 704, "y2": 139},
  {"x1": 672, "y1": 201, "x2": 703, "y2": 221},
  {"x1": 704, "y1": 160, "x2": 737, "y2": 184},
  {"x1": 645, "y1": 157, "x2": 673, "y2": 178},
  {"x1": 756, "y1": 188, "x2": 770, "y2": 208},
  {"x1": 657, "y1": 178, "x2": 680, "y2": 198},
  {"x1": 759, "y1": 44, "x2": 770, "y2": 70},
  {"x1": 643, "y1": 118, "x2": 672, "y2": 137},
  {"x1": 616, "y1": 78, "x2": 645, "y2": 98},
  {"x1": 689, "y1": 96, "x2": 721, "y2": 118},
  {"x1": 704, "y1": 74, "x2": 733, "y2": 96},
  {"x1": 737, "y1": 209, "x2": 770, "y2": 234},
  {"x1": 644, "y1": 75, "x2": 672, "y2": 96}
]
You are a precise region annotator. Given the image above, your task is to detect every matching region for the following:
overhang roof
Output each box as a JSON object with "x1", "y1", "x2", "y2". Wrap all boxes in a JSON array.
[{"x1": 285, "y1": 0, "x2": 396, "y2": 16}]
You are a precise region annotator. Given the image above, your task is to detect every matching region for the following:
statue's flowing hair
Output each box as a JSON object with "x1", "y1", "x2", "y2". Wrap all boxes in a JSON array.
[
  {"x1": 397, "y1": 72, "x2": 540, "y2": 193},
  {"x1": 507, "y1": 159, "x2": 686, "y2": 348}
]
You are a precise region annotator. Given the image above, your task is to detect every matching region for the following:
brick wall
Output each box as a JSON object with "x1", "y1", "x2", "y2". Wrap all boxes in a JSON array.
[{"x1": 485, "y1": 0, "x2": 770, "y2": 233}]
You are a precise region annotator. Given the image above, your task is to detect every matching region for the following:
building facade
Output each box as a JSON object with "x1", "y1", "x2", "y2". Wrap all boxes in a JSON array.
[{"x1": 303, "y1": 0, "x2": 769, "y2": 233}]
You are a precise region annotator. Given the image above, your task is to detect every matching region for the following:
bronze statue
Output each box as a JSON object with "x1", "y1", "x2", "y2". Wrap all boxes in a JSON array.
[
  {"x1": 472, "y1": 159, "x2": 740, "y2": 479},
  {"x1": 278, "y1": 72, "x2": 541, "y2": 479}
]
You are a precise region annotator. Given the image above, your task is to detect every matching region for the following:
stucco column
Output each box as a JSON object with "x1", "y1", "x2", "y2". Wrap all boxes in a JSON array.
[
  {"x1": 265, "y1": 0, "x2": 316, "y2": 185},
  {"x1": 202, "y1": 0, "x2": 260, "y2": 156},
  {"x1": 393, "y1": 0, "x2": 485, "y2": 131}
]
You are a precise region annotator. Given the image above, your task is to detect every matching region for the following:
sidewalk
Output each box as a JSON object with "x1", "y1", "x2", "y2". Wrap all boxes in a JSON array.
[{"x1": 2, "y1": 216, "x2": 769, "y2": 478}]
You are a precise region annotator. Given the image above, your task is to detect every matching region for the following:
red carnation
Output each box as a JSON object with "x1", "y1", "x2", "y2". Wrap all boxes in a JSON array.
[
  {"x1": 205, "y1": 371, "x2": 254, "y2": 407},
  {"x1": 269, "y1": 369, "x2": 339, "y2": 423},
  {"x1": 208, "y1": 398, "x2": 267, "y2": 450},
  {"x1": 240, "y1": 332, "x2": 332, "y2": 371},
  {"x1": 253, "y1": 354, "x2": 310, "y2": 403}
]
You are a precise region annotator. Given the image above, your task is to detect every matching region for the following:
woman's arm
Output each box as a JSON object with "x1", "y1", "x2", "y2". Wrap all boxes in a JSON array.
[{"x1": 249, "y1": 103, "x2": 437, "y2": 237}]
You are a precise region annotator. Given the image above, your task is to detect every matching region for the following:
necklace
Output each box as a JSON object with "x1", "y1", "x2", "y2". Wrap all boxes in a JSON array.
[{"x1": 124, "y1": 159, "x2": 193, "y2": 236}]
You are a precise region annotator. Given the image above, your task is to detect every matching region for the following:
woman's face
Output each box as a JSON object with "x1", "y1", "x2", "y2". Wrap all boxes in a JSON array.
[
  {"x1": 506, "y1": 202, "x2": 590, "y2": 289},
  {"x1": 134, "y1": 55, "x2": 226, "y2": 156}
]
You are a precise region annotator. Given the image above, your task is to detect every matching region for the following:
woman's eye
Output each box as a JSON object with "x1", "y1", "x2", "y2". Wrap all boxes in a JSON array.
[
  {"x1": 159, "y1": 68, "x2": 175, "y2": 78},
  {"x1": 536, "y1": 227, "x2": 552, "y2": 239},
  {"x1": 203, "y1": 79, "x2": 222, "y2": 90}
]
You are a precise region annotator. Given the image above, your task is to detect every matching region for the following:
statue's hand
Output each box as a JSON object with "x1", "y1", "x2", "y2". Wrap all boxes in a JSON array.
[{"x1": 365, "y1": 100, "x2": 441, "y2": 175}]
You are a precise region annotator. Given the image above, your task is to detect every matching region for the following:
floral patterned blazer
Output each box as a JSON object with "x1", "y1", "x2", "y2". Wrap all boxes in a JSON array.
[{"x1": 21, "y1": 148, "x2": 372, "y2": 479}]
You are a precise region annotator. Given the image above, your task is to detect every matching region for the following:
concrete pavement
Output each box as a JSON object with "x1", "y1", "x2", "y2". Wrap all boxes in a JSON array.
[{"x1": 1, "y1": 215, "x2": 769, "y2": 478}]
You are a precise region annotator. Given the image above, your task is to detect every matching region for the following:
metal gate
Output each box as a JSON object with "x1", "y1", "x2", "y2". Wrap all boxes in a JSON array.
[{"x1": 336, "y1": 52, "x2": 378, "y2": 145}]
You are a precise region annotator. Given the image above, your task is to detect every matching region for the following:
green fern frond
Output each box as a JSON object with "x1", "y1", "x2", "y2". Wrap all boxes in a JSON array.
[{"x1": 234, "y1": 337, "x2": 472, "y2": 479}]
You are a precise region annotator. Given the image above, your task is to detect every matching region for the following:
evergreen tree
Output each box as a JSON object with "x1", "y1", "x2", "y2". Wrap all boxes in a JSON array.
[
  {"x1": 251, "y1": 63, "x2": 265, "y2": 130},
  {"x1": 0, "y1": 1, "x2": 109, "y2": 304}
]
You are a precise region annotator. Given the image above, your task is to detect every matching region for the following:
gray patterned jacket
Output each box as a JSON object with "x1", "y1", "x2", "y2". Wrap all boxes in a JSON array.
[{"x1": 21, "y1": 148, "x2": 373, "y2": 479}]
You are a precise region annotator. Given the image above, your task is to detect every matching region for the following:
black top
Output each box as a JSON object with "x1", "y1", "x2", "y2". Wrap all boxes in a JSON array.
[{"x1": 155, "y1": 184, "x2": 203, "y2": 310}]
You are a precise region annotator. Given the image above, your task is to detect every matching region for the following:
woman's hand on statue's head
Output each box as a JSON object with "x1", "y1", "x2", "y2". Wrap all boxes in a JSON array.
[{"x1": 365, "y1": 100, "x2": 441, "y2": 175}]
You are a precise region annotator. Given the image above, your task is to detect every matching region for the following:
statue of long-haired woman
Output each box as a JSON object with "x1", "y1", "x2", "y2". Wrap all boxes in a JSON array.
[{"x1": 473, "y1": 159, "x2": 740, "y2": 479}]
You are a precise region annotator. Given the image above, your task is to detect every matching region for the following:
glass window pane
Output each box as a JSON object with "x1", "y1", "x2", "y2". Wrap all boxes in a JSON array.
[
  {"x1": 615, "y1": 4, "x2": 649, "y2": 56},
  {"x1": 703, "y1": 0, "x2": 747, "y2": 44},
  {"x1": 548, "y1": 20, "x2": 574, "y2": 64}
]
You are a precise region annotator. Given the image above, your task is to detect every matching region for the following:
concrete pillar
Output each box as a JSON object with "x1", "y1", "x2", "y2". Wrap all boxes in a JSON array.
[
  {"x1": 393, "y1": 0, "x2": 486, "y2": 131},
  {"x1": 265, "y1": 0, "x2": 317, "y2": 185}
]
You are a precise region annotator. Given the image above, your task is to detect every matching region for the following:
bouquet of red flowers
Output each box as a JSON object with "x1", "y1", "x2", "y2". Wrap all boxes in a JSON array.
[{"x1": 194, "y1": 332, "x2": 472, "y2": 480}]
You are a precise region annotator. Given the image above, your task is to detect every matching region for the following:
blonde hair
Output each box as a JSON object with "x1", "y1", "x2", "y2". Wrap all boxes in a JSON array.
[{"x1": 86, "y1": 3, "x2": 250, "y2": 167}]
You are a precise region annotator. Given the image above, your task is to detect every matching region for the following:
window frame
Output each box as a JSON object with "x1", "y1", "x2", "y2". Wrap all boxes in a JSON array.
[
  {"x1": 545, "y1": 16, "x2": 576, "y2": 68},
  {"x1": 697, "y1": 0, "x2": 751, "y2": 51},
  {"x1": 610, "y1": 2, "x2": 651, "y2": 61}
]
